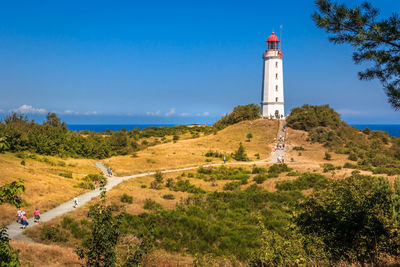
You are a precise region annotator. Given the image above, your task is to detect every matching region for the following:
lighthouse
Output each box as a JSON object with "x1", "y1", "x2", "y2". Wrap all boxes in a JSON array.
[{"x1": 261, "y1": 31, "x2": 284, "y2": 119}]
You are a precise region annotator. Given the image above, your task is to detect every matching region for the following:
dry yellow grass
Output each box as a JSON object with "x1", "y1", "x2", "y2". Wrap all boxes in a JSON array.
[
  {"x1": 104, "y1": 119, "x2": 278, "y2": 176},
  {"x1": 0, "y1": 153, "x2": 98, "y2": 225},
  {"x1": 10, "y1": 240, "x2": 82, "y2": 266}
]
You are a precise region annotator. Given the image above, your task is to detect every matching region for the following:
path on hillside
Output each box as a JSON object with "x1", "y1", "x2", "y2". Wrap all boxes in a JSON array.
[
  {"x1": 269, "y1": 120, "x2": 287, "y2": 163},
  {"x1": 7, "y1": 158, "x2": 278, "y2": 241}
]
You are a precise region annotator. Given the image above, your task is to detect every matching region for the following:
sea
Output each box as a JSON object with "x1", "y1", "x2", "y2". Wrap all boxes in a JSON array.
[{"x1": 67, "y1": 124, "x2": 400, "y2": 137}]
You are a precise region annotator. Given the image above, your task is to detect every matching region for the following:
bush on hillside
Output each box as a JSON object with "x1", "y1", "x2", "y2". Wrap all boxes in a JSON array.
[
  {"x1": 286, "y1": 104, "x2": 341, "y2": 131},
  {"x1": 276, "y1": 173, "x2": 329, "y2": 191},
  {"x1": 233, "y1": 143, "x2": 249, "y2": 161},
  {"x1": 213, "y1": 104, "x2": 261, "y2": 130}
]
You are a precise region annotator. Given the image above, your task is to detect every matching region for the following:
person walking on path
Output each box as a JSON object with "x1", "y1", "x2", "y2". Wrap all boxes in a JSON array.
[
  {"x1": 16, "y1": 208, "x2": 22, "y2": 223},
  {"x1": 21, "y1": 215, "x2": 28, "y2": 229},
  {"x1": 34, "y1": 208, "x2": 40, "y2": 223},
  {"x1": 223, "y1": 156, "x2": 226, "y2": 164},
  {"x1": 73, "y1": 197, "x2": 78, "y2": 208}
]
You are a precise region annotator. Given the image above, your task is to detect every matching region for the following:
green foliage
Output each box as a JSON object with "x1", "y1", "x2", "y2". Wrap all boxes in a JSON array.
[
  {"x1": 343, "y1": 162, "x2": 357, "y2": 169},
  {"x1": 313, "y1": 0, "x2": 400, "y2": 109},
  {"x1": 154, "y1": 171, "x2": 163, "y2": 184},
  {"x1": 162, "y1": 194, "x2": 175, "y2": 200},
  {"x1": 0, "y1": 180, "x2": 25, "y2": 208},
  {"x1": 223, "y1": 181, "x2": 242, "y2": 191},
  {"x1": 0, "y1": 136, "x2": 10, "y2": 153},
  {"x1": 121, "y1": 186, "x2": 303, "y2": 261},
  {"x1": 213, "y1": 104, "x2": 261, "y2": 130},
  {"x1": 276, "y1": 173, "x2": 329, "y2": 191},
  {"x1": 76, "y1": 189, "x2": 121, "y2": 267},
  {"x1": 20, "y1": 160, "x2": 25, "y2": 166},
  {"x1": 143, "y1": 199, "x2": 163, "y2": 211},
  {"x1": 253, "y1": 174, "x2": 267, "y2": 184},
  {"x1": 324, "y1": 152, "x2": 331, "y2": 160},
  {"x1": 252, "y1": 165, "x2": 267, "y2": 174},
  {"x1": 61, "y1": 216, "x2": 89, "y2": 239},
  {"x1": 322, "y1": 163, "x2": 342, "y2": 173},
  {"x1": 0, "y1": 226, "x2": 20, "y2": 266},
  {"x1": 268, "y1": 163, "x2": 292, "y2": 174},
  {"x1": 41, "y1": 225, "x2": 69, "y2": 242},
  {"x1": 286, "y1": 105, "x2": 341, "y2": 131},
  {"x1": 120, "y1": 193, "x2": 133, "y2": 204},
  {"x1": 171, "y1": 179, "x2": 205, "y2": 194},
  {"x1": 59, "y1": 172, "x2": 72, "y2": 178},
  {"x1": 198, "y1": 165, "x2": 250, "y2": 182},
  {"x1": 75, "y1": 174, "x2": 107, "y2": 189},
  {"x1": 246, "y1": 133, "x2": 253, "y2": 142},
  {"x1": 292, "y1": 146, "x2": 305, "y2": 151},
  {"x1": 233, "y1": 142, "x2": 249, "y2": 161},
  {"x1": 295, "y1": 174, "x2": 400, "y2": 264}
]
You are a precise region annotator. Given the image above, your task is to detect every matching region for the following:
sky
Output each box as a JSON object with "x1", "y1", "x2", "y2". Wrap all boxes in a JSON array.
[{"x1": 0, "y1": 0, "x2": 399, "y2": 124}]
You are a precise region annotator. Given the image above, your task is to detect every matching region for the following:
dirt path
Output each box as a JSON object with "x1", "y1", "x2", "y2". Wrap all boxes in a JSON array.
[
  {"x1": 269, "y1": 120, "x2": 287, "y2": 163},
  {"x1": 7, "y1": 159, "x2": 274, "y2": 241}
]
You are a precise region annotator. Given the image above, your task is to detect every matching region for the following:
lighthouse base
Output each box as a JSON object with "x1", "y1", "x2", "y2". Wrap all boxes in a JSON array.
[{"x1": 261, "y1": 103, "x2": 285, "y2": 119}]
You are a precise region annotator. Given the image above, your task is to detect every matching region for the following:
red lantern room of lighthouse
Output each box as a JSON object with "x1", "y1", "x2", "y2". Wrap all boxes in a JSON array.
[{"x1": 263, "y1": 32, "x2": 283, "y2": 57}]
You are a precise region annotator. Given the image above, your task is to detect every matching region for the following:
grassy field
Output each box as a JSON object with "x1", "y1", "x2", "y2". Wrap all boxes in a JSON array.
[
  {"x1": 0, "y1": 152, "x2": 98, "y2": 225},
  {"x1": 104, "y1": 119, "x2": 278, "y2": 176}
]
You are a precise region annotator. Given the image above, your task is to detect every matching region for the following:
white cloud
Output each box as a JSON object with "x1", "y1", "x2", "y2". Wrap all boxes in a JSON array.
[
  {"x1": 84, "y1": 111, "x2": 98, "y2": 115},
  {"x1": 146, "y1": 110, "x2": 161, "y2": 116},
  {"x1": 179, "y1": 112, "x2": 191, "y2": 117},
  {"x1": 165, "y1": 108, "x2": 176, "y2": 117},
  {"x1": 202, "y1": 111, "x2": 210, "y2": 116},
  {"x1": 11, "y1": 105, "x2": 47, "y2": 114},
  {"x1": 337, "y1": 109, "x2": 363, "y2": 116},
  {"x1": 64, "y1": 110, "x2": 79, "y2": 115}
]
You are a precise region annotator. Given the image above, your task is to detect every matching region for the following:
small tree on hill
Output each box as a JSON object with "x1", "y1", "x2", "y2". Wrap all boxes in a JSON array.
[
  {"x1": 76, "y1": 188, "x2": 121, "y2": 266},
  {"x1": 233, "y1": 143, "x2": 249, "y2": 161},
  {"x1": 213, "y1": 104, "x2": 261, "y2": 130},
  {"x1": 246, "y1": 133, "x2": 253, "y2": 142}
]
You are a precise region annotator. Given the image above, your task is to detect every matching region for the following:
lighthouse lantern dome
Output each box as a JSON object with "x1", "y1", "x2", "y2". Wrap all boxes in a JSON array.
[{"x1": 267, "y1": 32, "x2": 280, "y2": 50}]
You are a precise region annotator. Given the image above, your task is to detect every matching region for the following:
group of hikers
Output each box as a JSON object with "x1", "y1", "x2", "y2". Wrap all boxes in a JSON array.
[
  {"x1": 16, "y1": 208, "x2": 40, "y2": 229},
  {"x1": 106, "y1": 167, "x2": 113, "y2": 176}
]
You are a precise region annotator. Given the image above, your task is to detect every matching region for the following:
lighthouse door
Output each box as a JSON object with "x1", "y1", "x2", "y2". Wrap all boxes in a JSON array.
[{"x1": 275, "y1": 110, "x2": 279, "y2": 119}]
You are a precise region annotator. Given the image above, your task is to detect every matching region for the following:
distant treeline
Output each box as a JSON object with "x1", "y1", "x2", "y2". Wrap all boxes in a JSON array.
[{"x1": 0, "y1": 113, "x2": 214, "y2": 159}]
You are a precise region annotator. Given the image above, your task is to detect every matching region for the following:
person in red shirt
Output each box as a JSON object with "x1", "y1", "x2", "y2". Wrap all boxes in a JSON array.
[{"x1": 34, "y1": 208, "x2": 40, "y2": 223}]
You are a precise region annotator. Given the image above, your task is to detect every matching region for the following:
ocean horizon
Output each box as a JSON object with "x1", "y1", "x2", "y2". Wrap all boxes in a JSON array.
[{"x1": 67, "y1": 123, "x2": 400, "y2": 137}]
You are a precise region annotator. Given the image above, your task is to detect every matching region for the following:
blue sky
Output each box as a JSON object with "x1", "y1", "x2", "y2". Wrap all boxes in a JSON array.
[{"x1": 0, "y1": 0, "x2": 398, "y2": 124}]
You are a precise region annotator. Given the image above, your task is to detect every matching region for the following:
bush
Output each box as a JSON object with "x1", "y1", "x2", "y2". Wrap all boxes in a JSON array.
[
  {"x1": 162, "y1": 194, "x2": 175, "y2": 200},
  {"x1": 140, "y1": 184, "x2": 147, "y2": 188},
  {"x1": 213, "y1": 104, "x2": 261, "y2": 130},
  {"x1": 143, "y1": 199, "x2": 162, "y2": 211},
  {"x1": 154, "y1": 171, "x2": 163, "y2": 183},
  {"x1": 166, "y1": 178, "x2": 175, "y2": 188},
  {"x1": 233, "y1": 143, "x2": 249, "y2": 161},
  {"x1": 268, "y1": 164, "x2": 292, "y2": 174},
  {"x1": 61, "y1": 216, "x2": 89, "y2": 239},
  {"x1": 150, "y1": 181, "x2": 162, "y2": 190},
  {"x1": 348, "y1": 153, "x2": 358, "y2": 161},
  {"x1": 292, "y1": 146, "x2": 305, "y2": 151},
  {"x1": 75, "y1": 173, "x2": 107, "y2": 189},
  {"x1": 322, "y1": 163, "x2": 342, "y2": 173},
  {"x1": 252, "y1": 166, "x2": 267, "y2": 174},
  {"x1": 20, "y1": 160, "x2": 25, "y2": 166},
  {"x1": 59, "y1": 172, "x2": 72, "y2": 178},
  {"x1": 267, "y1": 172, "x2": 279, "y2": 178},
  {"x1": 41, "y1": 225, "x2": 69, "y2": 242},
  {"x1": 253, "y1": 175, "x2": 268, "y2": 184},
  {"x1": 324, "y1": 152, "x2": 332, "y2": 160},
  {"x1": 287, "y1": 171, "x2": 301, "y2": 176},
  {"x1": 172, "y1": 179, "x2": 205, "y2": 194},
  {"x1": 120, "y1": 193, "x2": 133, "y2": 204},
  {"x1": 254, "y1": 153, "x2": 260, "y2": 159},
  {"x1": 223, "y1": 181, "x2": 241, "y2": 191},
  {"x1": 276, "y1": 173, "x2": 329, "y2": 191},
  {"x1": 343, "y1": 162, "x2": 357, "y2": 169}
]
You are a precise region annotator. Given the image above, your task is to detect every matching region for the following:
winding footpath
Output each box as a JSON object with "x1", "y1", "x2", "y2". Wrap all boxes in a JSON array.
[{"x1": 7, "y1": 121, "x2": 288, "y2": 241}]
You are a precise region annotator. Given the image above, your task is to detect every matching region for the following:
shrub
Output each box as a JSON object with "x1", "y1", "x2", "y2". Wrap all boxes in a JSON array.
[
  {"x1": 20, "y1": 160, "x2": 25, "y2": 166},
  {"x1": 348, "y1": 153, "x2": 358, "y2": 161},
  {"x1": 276, "y1": 173, "x2": 329, "y2": 191},
  {"x1": 233, "y1": 143, "x2": 249, "y2": 161},
  {"x1": 324, "y1": 152, "x2": 332, "y2": 160},
  {"x1": 154, "y1": 171, "x2": 163, "y2": 183},
  {"x1": 287, "y1": 171, "x2": 301, "y2": 176},
  {"x1": 223, "y1": 181, "x2": 241, "y2": 191},
  {"x1": 120, "y1": 193, "x2": 133, "y2": 204},
  {"x1": 150, "y1": 181, "x2": 162, "y2": 190},
  {"x1": 61, "y1": 216, "x2": 89, "y2": 239},
  {"x1": 293, "y1": 146, "x2": 305, "y2": 151},
  {"x1": 213, "y1": 104, "x2": 261, "y2": 129},
  {"x1": 59, "y1": 172, "x2": 72, "y2": 178},
  {"x1": 41, "y1": 225, "x2": 69, "y2": 242},
  {"x1": 162, "y1": 194, "x2": 175, "y2": 200},
  {"x1": 246, "y1": 133, "x2": 253, "y2": 142},
  {"x1": 172, "y1": 179, "x2": 205, "y2": 194},
  {"x1": 253, "y1": 174, "x2": 267, "y2": 184},
  {"x1": 343, "y1": 162, "x2": 357, "y2": 169},
  {"x1": 267, "y1": 172, "x2": 279, "y2": 178},
  {"x1": 140, "y1": 184, "x2": 147, "y2": 188},
  {"x1": 252, "y1": 166, "x2": 267, "y2": 174},
  {"x1": 143, "y1": 199, "x2": 162, "y2": 211},
  {"x1": 75, "y1": 173, "x2": 107, "y2": 189},
  {"x1": 322, "y1": 164, "x2": 342, "y2": 173},
  {"x1": 268, "y1": 164, "x2": 292, "y2": 174},
  {"x1": 166, "y1": 178, "x2": 175, "y2": 188},
  {"x1": 254, "y1": 153, "x2": 260, "y2": 159}
]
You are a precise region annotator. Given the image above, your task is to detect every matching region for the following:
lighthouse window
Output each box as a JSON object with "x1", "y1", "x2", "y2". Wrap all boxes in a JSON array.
[
  {"x1": 275, "y1": 85, "x2": 278, "y2": 91},
  {"x1": 276, "y1": 97, "x2": 278, "y2": 102},
  {"x1": 275, "y1": 62, "x2": 278, "y2": 68},
  {"x1": 275, "y1": 73, "x2": 278, "y2": 79}
]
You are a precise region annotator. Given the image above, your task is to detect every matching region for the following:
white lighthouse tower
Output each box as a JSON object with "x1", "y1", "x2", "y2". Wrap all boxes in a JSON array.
[{"x1": 261, "y1": 32, "x2": 284, "y2": 119}]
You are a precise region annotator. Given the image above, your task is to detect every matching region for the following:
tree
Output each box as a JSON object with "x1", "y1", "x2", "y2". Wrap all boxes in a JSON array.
[
  {"x1": 233, "y1": 142, "x2": 249, "y2": 161},
  {"x1": 76, "y1": 188, "x2": 121, "y2": 266},
  {"x1": 44, "y1": 112, "x2": 63, "y2": 127},
  {"x1": 213, "y1": 104, "x2": 261, "y2": 130},
  {"x1": 0, "y1": 180, "x2": 25, "y2": 266},
  {"x1": 246, "y1": 133, "x2": 253, "y2": 142},
  {"x1": 0, "y1": 137, "x2": 10, "y2": 153},
  {"x1": 295, "y1": 174, "x2": 400, "y2": 264},
  {"x1": 313, "y1": 0, "x2": 400, "y2": 110}
]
